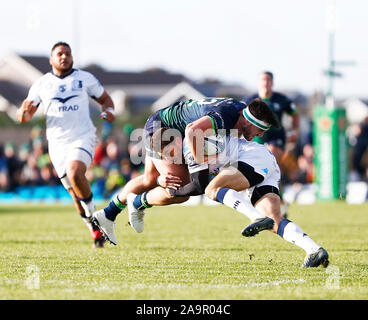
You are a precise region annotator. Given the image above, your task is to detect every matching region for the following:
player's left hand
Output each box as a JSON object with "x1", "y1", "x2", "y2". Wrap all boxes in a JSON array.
[{"x1": 157, "y1": 174, "x2": 182, "y2": 189}]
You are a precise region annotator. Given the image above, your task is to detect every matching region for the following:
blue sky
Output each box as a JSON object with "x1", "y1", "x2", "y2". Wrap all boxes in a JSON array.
[{"x1": 0, "y1": 0, "x2": 366, "y2": 98}]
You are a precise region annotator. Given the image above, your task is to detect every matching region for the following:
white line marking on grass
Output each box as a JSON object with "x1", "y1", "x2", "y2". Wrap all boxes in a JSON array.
[
  {"x1": 116, "y1": 279, "x2": 307, "y2": 290},
  {"x1": 0, "y1": 278, "x2": 306, "y2": 292}
]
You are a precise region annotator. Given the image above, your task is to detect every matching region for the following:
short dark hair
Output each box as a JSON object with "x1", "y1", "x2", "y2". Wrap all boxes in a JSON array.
[
  {"x1": 261, "y1": 71, "x2": 274, "y2": 80},
  {"x1": 248, "y1": 98, "x2": 280, "y2": 129},
  {"x1": 51, "y1": 42, "x2": 71, "y2": 53}
]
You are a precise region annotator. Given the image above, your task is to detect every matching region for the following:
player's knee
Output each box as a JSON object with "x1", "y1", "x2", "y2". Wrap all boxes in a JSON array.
[
  {"x1": 204, "y1": 185, "x2": 219, "y2": 201},
  {"x1": 66, "y1": 167, "x2": 80, "y2": 183},
  {"x1": 66, "y1": 162, "x2": 86, "y2": 182}
]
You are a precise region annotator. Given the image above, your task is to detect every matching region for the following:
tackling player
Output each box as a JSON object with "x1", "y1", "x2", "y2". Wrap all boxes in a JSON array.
[
  {"x1": 17, "y1": 42, "x2": 115, "y2": 248},
  {"x1": 92, "y1": 98, "x2": 279, "y2": 244}
]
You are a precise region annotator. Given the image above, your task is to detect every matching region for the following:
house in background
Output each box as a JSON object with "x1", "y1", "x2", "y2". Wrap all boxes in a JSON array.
[
  {"x1": 83, "y1": 64, "x2": 190, "y2": 116},
  {"x1": 0, "y1": 53, "x2": 45, "y2": 119},
  {"x1": 0, "y1": 80, "x2": 29, "y2": 120}
]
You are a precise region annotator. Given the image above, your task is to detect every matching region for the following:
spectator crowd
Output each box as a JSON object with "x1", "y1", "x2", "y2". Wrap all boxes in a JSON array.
[{"x1": 1, "y1": 116, "x2": 368, "y2": 199}]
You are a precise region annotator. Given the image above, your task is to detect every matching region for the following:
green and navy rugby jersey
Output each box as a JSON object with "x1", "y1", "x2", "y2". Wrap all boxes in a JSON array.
[{"x1": 159, "y1": 98, "x2": 246, "y2": 136}]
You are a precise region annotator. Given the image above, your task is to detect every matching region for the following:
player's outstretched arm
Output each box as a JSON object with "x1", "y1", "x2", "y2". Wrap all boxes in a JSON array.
[
  {"x1": 17, "y1": 100, "x2": 38, "y2": 123},
  {"x1": 95, "y1": 90, "x2": 115, "y2": 122}
]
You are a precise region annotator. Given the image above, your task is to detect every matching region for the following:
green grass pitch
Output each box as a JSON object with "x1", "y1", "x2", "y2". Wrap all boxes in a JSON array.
[{"x1": 0, "y1": 201, "x2": 367, "y2": 300}]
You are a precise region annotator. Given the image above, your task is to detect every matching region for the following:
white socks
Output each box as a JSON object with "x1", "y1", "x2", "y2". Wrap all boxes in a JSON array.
[
  {"x1": 216, "y1": 188, "x2": 321, "y2": 255},
  {"x1": 278, "y1": 219, "x2": 320, "y2": 254},
  {"x1": 80, "y1": 199, "x2": 95, "y2": 218},
  {"x1": 221, "y1": 189, "x2": 265, "y2": 221}
]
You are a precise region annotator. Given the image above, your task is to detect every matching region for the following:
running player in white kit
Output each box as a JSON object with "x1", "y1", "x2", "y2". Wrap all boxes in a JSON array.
[{"x1": 17, "y1": 42, "x2": 115, "y2": 248}]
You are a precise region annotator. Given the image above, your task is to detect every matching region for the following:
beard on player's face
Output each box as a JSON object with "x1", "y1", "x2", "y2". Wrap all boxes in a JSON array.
[
  {"x1": 241, "y1": 121, "x2": 264, "y2": 141},
  {"x1": 55, "y1": 59, "x2": 73, "y2": 74}
]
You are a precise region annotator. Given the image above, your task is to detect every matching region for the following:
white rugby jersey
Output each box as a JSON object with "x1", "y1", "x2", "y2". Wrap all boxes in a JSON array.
[
  {"x1": 183, "y1": 135, "x2": 280, "y2": 182},
  {"x1": 26, "y1": 69, "x2": 104, "y2": 142}
]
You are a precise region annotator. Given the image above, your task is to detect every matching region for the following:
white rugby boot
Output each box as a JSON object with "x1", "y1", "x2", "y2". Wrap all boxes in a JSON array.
[
  {"x1": 91, "y1": 209, "x2": 117, "y2": 245},
  {"x1": 127, "y1": 193, "x2": 146, "y2": 233}
]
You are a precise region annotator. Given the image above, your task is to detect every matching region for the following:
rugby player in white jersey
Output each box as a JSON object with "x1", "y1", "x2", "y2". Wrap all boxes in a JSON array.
[{"x1": 17, "y1": 42, "x2": 115, "y2": 248}]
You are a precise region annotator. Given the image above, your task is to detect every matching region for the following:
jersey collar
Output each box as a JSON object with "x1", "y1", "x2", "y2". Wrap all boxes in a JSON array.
[{"x1": 51, "y1": 68, "x2": 77, "y2": 79}]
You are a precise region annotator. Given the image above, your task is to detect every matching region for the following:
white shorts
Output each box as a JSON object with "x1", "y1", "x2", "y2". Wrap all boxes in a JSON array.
[
  {"x1": 235, "y1": 143, "x2": 281, "y2": 202},
  {"x1": 220, "y1": 139, "x2": 281, "y2": 203},
  {"x1": 48, "y1": 135, "x2": 97, "y2": 189},
  {"x1": 236, "y1": 148, "x2": 280, "y2": 188}
]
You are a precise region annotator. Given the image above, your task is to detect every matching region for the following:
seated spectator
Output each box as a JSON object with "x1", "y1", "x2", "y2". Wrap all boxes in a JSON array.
[
  {"x1": 31, "y1": 136, "x2": 45, "y2": 159},
  {"x1": 37, "y1": 153, "x2": 59, "y2": 185},
  {"x1": 18, "y1": 143, "x2": 31, "y2": 166},
  {"x1": 101, "y1": 138, "x2": 121, "y2": 170},
  {"x1": 19, "y1": 154, "x2": 42, "y2": 186},
  {"x1": 2, "y1": 142, "x2": 22, "y2": 190},
  {"x1": 295, "y1": 144, "x2": 314, "y2": 184}
]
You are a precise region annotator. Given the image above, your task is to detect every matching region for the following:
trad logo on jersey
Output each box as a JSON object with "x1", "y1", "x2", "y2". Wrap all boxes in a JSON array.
[
  {"x1": 52, "y1": 95, "x2": 80, "y2": 112},
  {"x1": 58, "y1": 105, "x2": 79, "y2": 112}
]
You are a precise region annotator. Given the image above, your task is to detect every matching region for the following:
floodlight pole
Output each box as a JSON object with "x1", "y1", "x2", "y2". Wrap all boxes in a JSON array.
[
  {"x1": 325, "y1": 0, "x2": 355, "y2": 109},
  {"x1": 326, "y1": 31, "x2": 335, "y2": 109},
  {"x1": 325, "y1": 0, "x2": 336, "y2": 110}
]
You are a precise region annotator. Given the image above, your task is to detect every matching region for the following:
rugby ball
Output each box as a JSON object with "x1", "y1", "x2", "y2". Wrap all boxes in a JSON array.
[{"x1": 203, "y1": 135, "x2": 225, "y2": 156}]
